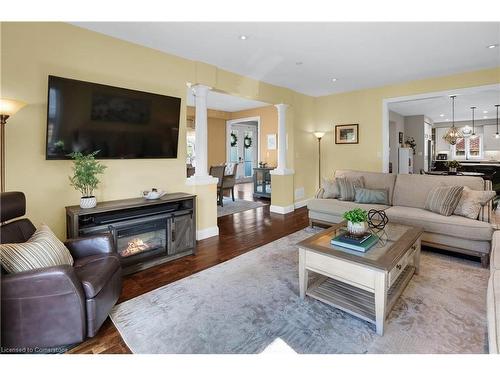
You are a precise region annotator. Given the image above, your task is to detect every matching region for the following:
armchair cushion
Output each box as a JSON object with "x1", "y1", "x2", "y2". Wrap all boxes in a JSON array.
[
  {"x1": 1, "y1": 225, "x2": 73, "y2": 273},
  {"x1": 74, "y1": 254, "x2": 121, "y2": 298},
  {"x1": 65, "y1": 234, "x2": 115, "y2": 259}
]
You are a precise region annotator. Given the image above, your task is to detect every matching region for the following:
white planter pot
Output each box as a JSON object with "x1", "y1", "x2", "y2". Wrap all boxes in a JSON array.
[
  {"x1": 449, "y1": 167, "x2": 457, "y2": 173},
  {"x1": 347, "y1": 221, "x2": 367, "y2": 236},
  {"x1": 80, "y1": 196, "x2": 97, "y2": 209}
]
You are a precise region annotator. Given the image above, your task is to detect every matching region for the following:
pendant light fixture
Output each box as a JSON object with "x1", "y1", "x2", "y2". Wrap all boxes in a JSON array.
[
  {"x1": 495, "y1": 104, "x2": 500, "y2": 139},
  {"x1": 443, "y1": 95, "x2": 464, "y2": 145},
  {"x1": 470, "y1": 106, "x2": 476, "y2": 136}
]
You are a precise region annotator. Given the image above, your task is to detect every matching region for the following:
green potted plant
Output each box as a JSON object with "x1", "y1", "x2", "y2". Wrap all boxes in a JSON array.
[
  {"x1": 342, "y1": 208, "x2": 368, "y2": 236},
  {"x1": 68, "y1": 151, "x2": 107, "y2": 209},
  {"x1": 445, "y1": 160, "x2": 461, "y2": 174}
]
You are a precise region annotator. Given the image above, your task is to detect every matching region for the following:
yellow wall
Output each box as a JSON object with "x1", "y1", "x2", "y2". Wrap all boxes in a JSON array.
[
  {"x1": 207, "y1": 117, "x2": 227, "y2": 167},
  {"x1": 187, "y1": 105, "x2": 279, "y2": 168},
  {"x1": 230, "y1": 105, "x2": 278, "y2": 167},
  {"x1": 294, "y1": 67, "x2": 500, "y2": 203},
  {"x1": 187, "y1": 106, "x2": 228, "y2": 167},
  {"x1": 3, "y1": 22, "x2": 498, "y2": 237},
  {"x1": 1, "y1": 22, "x2": 306, "y2": 238}
]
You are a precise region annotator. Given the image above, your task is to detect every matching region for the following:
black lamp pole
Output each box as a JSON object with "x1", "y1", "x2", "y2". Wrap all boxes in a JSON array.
[
  {"x1": 494, "y1": 104, "x2": 500, "y2": 139},
  {"x1": 0, "y1": 114, "x2": 10, "y2": 193},
  {"x1": 470, "y1": 106, "x2": 476, "y2": 136},
  {"x1": 317, "y1": 136, "x2": 322, "y2": 187}
]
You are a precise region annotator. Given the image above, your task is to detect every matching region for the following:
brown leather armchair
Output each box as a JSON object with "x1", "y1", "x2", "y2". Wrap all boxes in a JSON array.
[{"x1": 0, "y1": 192, "x2": 122, "y2": 350}]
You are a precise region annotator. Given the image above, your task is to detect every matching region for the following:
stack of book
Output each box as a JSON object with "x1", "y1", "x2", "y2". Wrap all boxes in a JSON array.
[{"x1": 331, "y1": 231, "x2": 378, "y2": 252}]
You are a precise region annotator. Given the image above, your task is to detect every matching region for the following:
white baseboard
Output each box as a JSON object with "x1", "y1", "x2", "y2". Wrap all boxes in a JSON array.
[
  {"x1": 270, "y1": 204, "x2": 295, "y2": 214},
  {"x1": 196, "y1": 226, "x2": 219, "y2": 240},
  {"x1": 294, "y1": 198, "x2": 312, "y2": 209}
]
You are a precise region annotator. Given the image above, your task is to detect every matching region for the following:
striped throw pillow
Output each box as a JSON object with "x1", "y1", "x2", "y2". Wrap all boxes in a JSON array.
[
  {"x1": 337, "y1": 176, "x2": 364, "y2": 201},
  {"x1": 0, "y1": 225, "x2": 74, "y2": 273},
  {"x1": 424, "y1": 185, "x2": 464, "y2": 216}
]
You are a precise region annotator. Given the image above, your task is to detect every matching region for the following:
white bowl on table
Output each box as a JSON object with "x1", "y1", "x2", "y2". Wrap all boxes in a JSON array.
[{"x1": 142, "y1": 190, "x2": 166, "y2": 200}]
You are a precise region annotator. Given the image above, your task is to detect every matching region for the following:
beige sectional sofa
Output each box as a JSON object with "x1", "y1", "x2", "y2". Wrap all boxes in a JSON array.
[
  {"x1": 488, "y1": 232, "x2": 500, "y2": 353},
  {"x1": 308, "y1": 170, "x2": 495, "y2": 267}
]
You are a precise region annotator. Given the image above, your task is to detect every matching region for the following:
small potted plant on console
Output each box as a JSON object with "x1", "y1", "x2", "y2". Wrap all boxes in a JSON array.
[
  {"x1": 343, "y1": 208, "x2": 368, "y2": 236},
  {"x1": 445, "y1": 160, "x2": 461, "y2": 175},
  {"x1": 69, "y1": 151, "x2": 107, "y2": 209}
]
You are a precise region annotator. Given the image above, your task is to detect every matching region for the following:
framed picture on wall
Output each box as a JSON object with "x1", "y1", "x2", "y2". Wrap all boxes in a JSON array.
[
  {"x1": 399, "y1": 132, "x2": 404, "y2": 145},
  {"x1": 335, "y1": 124, "x2": 359, "y2": 144},
  {"x1": 267, "y1": 134, "x2": 277, "y2": 150}
]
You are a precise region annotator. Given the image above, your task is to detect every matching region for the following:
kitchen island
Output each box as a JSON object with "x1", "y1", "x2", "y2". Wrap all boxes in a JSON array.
[{"x1": 432, "y1": 160, "x2": 500, "y2": 194}]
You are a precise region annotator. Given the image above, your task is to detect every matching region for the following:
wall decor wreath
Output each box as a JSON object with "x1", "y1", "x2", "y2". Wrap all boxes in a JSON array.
[
  {"x1": 230, "y1": 132, "x2": 238, "y2": 147},
  {"x1": 244, "y1": 135, "x2": 252, "y2": 149}
]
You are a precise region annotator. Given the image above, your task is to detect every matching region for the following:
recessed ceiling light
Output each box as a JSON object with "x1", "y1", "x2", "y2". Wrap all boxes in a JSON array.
[
  {"x1": 487, "y1": 44, "x2": 499, "y2": 49},
  {"x1": 331, "y1": 78, "x2": 338, "y2": 82},
  {"x1": 483, "y1": 110, "x2": 488, "y2": 114},
  {"x1": 440, "y1": 114, "x2": 444, "y2": 117},
  {"x1": 239, "y1": 35, "x2": 248, "y2": 40},
  {"x1": 484, "y1": 116, "x2": 488, "y2": 119},
  {"x1": 446, "y1": 119, "x2": 449, "y2": 121}
]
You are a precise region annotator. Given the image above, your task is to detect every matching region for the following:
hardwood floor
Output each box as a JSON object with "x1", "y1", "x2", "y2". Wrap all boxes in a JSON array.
[{"x1": 68, "y1": 183, "x2": 309, "y2": 354}]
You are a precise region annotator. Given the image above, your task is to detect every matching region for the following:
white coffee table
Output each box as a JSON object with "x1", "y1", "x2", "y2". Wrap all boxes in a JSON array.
[{"x1": 297, "y1": 221, "x2": 422, "y2": 335}]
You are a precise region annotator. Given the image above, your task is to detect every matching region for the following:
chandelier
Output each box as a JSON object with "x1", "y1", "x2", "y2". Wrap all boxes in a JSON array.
[{"x1": 443, "y1": 95, "x2": 463, "y2": 145}]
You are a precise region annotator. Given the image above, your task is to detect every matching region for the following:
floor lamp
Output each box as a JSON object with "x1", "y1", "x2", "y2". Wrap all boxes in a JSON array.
[
  {"x1": 0, "y1": 98, "x2": 27, "y2": 192},
  {"x1": 314, "y1": 132, "x2": 325, "y2": 187}
]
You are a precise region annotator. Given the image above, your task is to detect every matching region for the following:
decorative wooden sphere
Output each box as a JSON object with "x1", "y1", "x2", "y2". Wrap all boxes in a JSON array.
[{"x1": 367, "y1": 209, "x2": 389, "y2": 230}]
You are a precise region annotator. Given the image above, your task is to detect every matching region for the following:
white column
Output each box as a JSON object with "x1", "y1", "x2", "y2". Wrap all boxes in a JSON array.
[
  {"x1": 187, "y1": 84, "x2": 218, "y2": 185},
  {"x1": 271, "y1": 103, "x2": 294, "y2": 175}
]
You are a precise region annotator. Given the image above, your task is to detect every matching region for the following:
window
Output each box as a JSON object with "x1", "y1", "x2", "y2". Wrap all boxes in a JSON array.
[
  {"x1": 452, "y1": 135, "x2": 483, "y2": 160},
  {"x1": 455, "y1": 138, "x2": 465, "y2": 157}
]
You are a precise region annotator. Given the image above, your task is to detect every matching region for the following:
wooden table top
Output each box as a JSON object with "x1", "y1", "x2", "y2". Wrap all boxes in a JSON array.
[{"x1": 297, "y1": 221, "x2": 423, "y2": 271}]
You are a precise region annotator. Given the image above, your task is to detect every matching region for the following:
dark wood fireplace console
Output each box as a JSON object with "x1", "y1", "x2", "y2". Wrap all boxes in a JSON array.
[{"x1": 66, "y1": 193, "x2": 196, "y2": 275}]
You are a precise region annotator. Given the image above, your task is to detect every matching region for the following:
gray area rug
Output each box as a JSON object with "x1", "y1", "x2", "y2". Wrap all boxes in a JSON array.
[
  {"x1": 110, "y1": 228, "x2": 489, "y2": 354},
  {"x1": 217, "y1": 198, "x2": 268, "y2": 217}
]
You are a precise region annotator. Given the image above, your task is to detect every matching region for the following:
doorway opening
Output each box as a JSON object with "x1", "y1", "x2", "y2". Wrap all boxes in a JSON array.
[
  {"x1": 186, "y1": 89, "x2": 276, "y2": 216},
  {"x1": 226, "y1": 117, "x2": 260, "y2": 183}
]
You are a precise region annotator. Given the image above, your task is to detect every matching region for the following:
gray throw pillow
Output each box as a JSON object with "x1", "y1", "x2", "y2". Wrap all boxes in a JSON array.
[
  {"x1": 453, "y1": 186, "x2": 496, "y2": 219},
  {"x1": 322, "y1": 178, "x2": 340, "y2": 199},
  {"x1": 337, "y1": 176, "x2": 364, "y2": 201},
  {"x1": 354, "y1": 187, "x2": 389, "y2": 205},
  {"x1": 0, "y1": 224, "x2": 74, "y2": 273},
  {"x1": 424, "y1": 185, "x2": 464, "y2": 216}
]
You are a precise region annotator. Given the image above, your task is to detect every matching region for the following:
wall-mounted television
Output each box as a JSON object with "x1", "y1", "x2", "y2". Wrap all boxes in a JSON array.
[{"x1": 46, "y1": 75, "x2": 181, "y2": 159}]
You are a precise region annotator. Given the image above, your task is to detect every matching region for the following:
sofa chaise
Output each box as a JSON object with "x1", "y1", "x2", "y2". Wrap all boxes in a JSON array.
[{"x1": 488, "y1": 231, "x2": 500, "y2": 353}]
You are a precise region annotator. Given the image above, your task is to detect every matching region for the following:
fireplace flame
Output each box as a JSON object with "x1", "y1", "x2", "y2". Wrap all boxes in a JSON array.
[{"x1": 121, "y1": 238, "x2": 150, "y2": 257}]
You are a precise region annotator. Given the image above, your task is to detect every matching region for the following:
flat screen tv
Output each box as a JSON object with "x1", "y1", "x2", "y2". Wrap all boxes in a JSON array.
[{"x1": 46, "y1": 75, "x2": 181, "y2": 159}]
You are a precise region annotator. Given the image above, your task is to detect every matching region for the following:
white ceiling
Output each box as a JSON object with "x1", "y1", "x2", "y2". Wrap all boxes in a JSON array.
[
  {"x1": 389, "y1": 87, "x2": 500, "y2": 123},
  {"x1": 186, "y1": 89, "x2": 269, "y2": 112},
  {"x1": 72, "y1": 22, "x2": 500, "y2": 97}
]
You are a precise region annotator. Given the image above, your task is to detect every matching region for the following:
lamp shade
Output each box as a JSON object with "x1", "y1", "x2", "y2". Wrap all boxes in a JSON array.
[
  {"x1": 313, "y1": 131, "x2": 325, "y2": 139},
  {"x1": 0, "y1": 98, "x2": 27, "y2": 117}
]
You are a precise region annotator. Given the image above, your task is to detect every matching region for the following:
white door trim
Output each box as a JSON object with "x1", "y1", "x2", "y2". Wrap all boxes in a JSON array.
[
  {"x1": 226, "y1": 116, "x2": 261, "y2": 173},
  {"x1": 382, "y1": 83, "x2": 500, "y2": 173}
]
